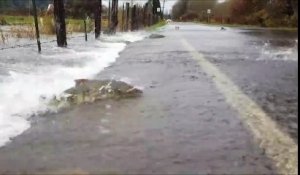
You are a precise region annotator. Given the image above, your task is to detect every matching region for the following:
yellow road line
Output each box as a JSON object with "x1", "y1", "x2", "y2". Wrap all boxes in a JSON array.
[{"x1": 181, "y1": 38, "x2": 298, "y2": 175}]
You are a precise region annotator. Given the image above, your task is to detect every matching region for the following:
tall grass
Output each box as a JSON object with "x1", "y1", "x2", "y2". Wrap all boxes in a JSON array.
[
  {"x1": 40, "y1": 16, "x2": 55, "y2": 35},
  {"x1": 66, "y1": 18, "x2": 94, "y2": 34},
  {"x1": 146, "y1": 20, "x2": 167, "y2": 31},
  {"x1": 9, "y1": 26, "x2": 35, "y2": 39},
  {"x1": 0, "y1": 29, "x2": 6, "y2": 44}
]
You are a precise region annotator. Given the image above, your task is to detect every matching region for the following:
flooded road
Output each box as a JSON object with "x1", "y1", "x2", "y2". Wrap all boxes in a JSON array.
[{"x1": 0, "y1": 23, "x2": 297, "y2": 174}]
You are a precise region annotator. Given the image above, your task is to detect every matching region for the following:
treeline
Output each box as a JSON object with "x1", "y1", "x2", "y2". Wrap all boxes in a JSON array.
[
  {"x1": 0, "y1": 0, "x2": 50, "y2": 10},
  {"x1": 0, "y1": 0, "x2": 106, "y2": 18},
  {"x1": 0, "y1": 0, "x2": 162, "y2": 19},
  {"x1": 171, "y1": 0, "x2": 298, "y2": 27}
]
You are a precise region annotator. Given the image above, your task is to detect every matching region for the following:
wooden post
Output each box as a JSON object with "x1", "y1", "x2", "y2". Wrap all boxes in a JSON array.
[
  {"x1": 115, "y1": 0, "x2": 119, "y2": 32},
  {"x1": 109, "y1": 0, "x2": 118, "y2": 34},
  {"x1": 136, "y1": 6, "x2": 140, "y2": 30},
  {"x1": 143, "y1": 3, "x2": 148, "y2": 27},
  {"x1": 84, "y1": 19, "x2": 87, "y2": 41},
  {"x1": 32, "y1": 0, "x2": 41, "y2": 53},
  {"x1": 125, "y1": 3, "x2": 129, "y2": 32},
  {"x1": 131, "y1": 5, "x2": 136, "y2": 31},
  {"x1": 53, "y1": 0, "x2": 67, "y2": 47},
  {"x1": 108, "y1": 0, "x2": 111, "y2": 29},
  {"x1": 121, "y1": 3, "x2": 125, "y2": 31},
  {"x1": 95, "y1": 0, "x2": 102, "y2": 39},
  {"x1": 162, "y1": 0, "x2": 166, "y2": 19}
]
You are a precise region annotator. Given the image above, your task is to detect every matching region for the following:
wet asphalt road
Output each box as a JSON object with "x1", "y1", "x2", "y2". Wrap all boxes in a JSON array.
[{"x1": 0, "y1": 23, "x2": 297, "y2": 174}]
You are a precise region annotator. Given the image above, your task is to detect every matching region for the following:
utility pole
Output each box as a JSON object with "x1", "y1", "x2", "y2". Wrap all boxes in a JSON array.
[
  {"x1": 95, "y1": 0, "x2": 102, "y2": 39},
  {"x1": 53, "y1": 0, "x2": 67, "y2": 47},
  {"x1": 32, "y1": 0, "x2": 41, "y2": 53},
  {"x1": 162, "y1": 0, "x2": 166, "y2": 19}
]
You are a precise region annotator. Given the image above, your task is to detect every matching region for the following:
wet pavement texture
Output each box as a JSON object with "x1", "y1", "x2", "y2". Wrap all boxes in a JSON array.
[{"x1": 0, "y1": 23, "x2": 297, "y2": 174}]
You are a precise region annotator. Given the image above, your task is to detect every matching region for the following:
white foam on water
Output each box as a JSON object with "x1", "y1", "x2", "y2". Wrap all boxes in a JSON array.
[
  {"x1": 101, "y1": 31, "x2": 148, "y2": 43},
  {"x1": 0, "y1": 32, "x2": 146, "y2": 147},
  {"x1": 257, "y1": 40, "x2": 298, "y2": 61}
]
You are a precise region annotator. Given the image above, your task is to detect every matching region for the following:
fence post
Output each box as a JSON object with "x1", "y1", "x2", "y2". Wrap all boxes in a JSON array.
[
  {"x1": 108, "y1": 0, "x2": 111, "y2": 29},
  {"x1": 125, "y1": 3, "x2": 129, "y2": 32},
  {"x1": 162, "y1": 0, "x2": 166, "y2": 19},
  {"x1": 84, "y1": 19, "x2": 87, "y2": 41},
  {"x1": 131, "y1": 5, "x2": 136, "y2": 31},
  {"x1": 121, "y1": 3, "x2": 125, "y2": 32},
  {"x1": 32, "y1": 0, "x2": 41, "y2": 53},
  {"x1": 95, "y1": 0, "x2": 102, "y2": 39},
  {"x1": 109, "y1": 0, "x2": 118, "y2": 34},
  {"x1": 53, "y1": 0, "x2": 67, "y2": 47}
]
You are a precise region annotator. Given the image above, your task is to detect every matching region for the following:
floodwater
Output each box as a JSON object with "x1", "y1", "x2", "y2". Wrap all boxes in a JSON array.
[
  {"x1": 0, "y1": 23, "x2": 298, "y2": 174},
  {"x1": 0, "y1": 30, "x2": 147, "y2": 147}
]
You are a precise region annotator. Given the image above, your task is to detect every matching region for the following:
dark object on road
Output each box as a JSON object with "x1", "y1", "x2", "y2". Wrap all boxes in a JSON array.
[
  {"x1": 220, "y1": 27, "x2": 226, "y2": 31},
  {"x1": 149, "y1": 34, "x2": 165, "y2": 39},
  {"x1": 50, "y1": 79, "x2": 142, "y2": 107}
]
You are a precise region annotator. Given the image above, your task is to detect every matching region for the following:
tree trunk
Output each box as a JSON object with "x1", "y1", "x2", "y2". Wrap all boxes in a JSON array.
[
  {"x1": 53, "y1": 0, "x2": 67, "y2": 47},
  {"x1": 131, "y1": 5, "x2": 137, "y2": 31},
  {"x1": 125, "y1": 3, "x2": 130, "y2": 31},
  {"x1": 95, "y1": 0, "x2": 102, "y2": 39},
  {"x1": 109, "y1": 0, "x2": 118, "y2": 34}
]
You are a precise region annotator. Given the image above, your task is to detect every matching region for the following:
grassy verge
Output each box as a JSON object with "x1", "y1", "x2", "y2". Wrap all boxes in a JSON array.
[
  {"x1": 145, "y1": 20, "x2": 167, "y2": 32},
  {"x1": 0, "y1": 15, "x2": 33, "y2": 25}
]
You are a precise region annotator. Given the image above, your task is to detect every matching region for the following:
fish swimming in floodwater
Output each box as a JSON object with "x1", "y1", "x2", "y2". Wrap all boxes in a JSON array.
[
  {"x1": 149, "y1": 34, "x2": 165, "y2": 39},
  {"x1": 50, "y1": 79, "x2": 143, "y2": 107}
]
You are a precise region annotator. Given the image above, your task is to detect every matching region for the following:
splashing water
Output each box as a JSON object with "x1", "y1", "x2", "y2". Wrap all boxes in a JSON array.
[{"x1": 0, "y1": 32, "x2": 147, "y2": 147}]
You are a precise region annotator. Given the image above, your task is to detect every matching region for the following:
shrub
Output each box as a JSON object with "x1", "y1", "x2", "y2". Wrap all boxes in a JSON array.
[
  {"x1": 0, "y1": 16, "x2": 8, "y2": 25},
  {"x1": 181, "y1": 11, "x2": 199, "y2": 21},
  {"x1": 66, "y1": 19, "x2": 93, "y2": 33},
  {"x1": 288, "y1": 15, "x2": 298, "y2": 27},
  {"x1": 40, "y1": 16, "x2": 55, "y2": 35}
]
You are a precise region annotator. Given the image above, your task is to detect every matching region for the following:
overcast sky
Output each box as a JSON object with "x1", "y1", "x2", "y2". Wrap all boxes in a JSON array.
[
  {"x1": 101, "y1": 0, "x2": 226, "y2": 14},
  {"x1": 101, "y1": 0, "x2": 176, "y2": 14}
]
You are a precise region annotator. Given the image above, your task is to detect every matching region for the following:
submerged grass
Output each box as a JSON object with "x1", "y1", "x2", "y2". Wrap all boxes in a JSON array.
[
  {"x1": 145, "y1": 20, "x2": 167, "y2": 31},
  {"x1": 9, "y1": 26, "x2": 35, "y2": 39}
]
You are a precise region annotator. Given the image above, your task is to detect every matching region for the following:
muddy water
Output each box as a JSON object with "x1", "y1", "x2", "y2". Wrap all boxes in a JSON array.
[{"x1": 0, "y1": 23, "x2": 285, "y2": 174}]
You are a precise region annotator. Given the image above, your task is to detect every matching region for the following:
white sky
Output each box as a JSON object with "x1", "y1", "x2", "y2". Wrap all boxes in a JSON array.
[
  {"x1": 102, "y1": 0, "x2": 226, "y2": 14},
  {"x1": 101, "y1": 0, "x2": 175, "y2": 14}
]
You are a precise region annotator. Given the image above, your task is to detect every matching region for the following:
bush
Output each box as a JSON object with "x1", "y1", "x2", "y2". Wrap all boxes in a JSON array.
[
  {"x1": 40, "y1": 16, "x2": 55, "y2": 35},
  {"x1": 0, "y1": 16, "x2": 8, "y2": 25},
  {"x1": 289, "y1": 15, "x2": 298, "y2": 27},
  {"x1": 66, "y1": 19, "x2": 93, "y2": 33},
  {"x1": 180, "y1": 11, "x2": 199, "y2": 21}
]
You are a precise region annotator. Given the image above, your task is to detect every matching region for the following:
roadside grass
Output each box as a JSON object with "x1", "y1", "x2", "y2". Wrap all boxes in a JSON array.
[
  {"x1": 0, "y1": 28, "x2": 8, "y2": 44},
  {"x1": 0, "y1": 15, "x2": 169, "y2": 40},
  {"x1": 0, "y1": 15, "x2": 113, "y2": 36},
  {"x1": 9, "y1": 25, "x2": 35, "y2": 39},
  {"x1": 0, "y1": 15, "x2": 33, "y2": 25},
  {"x1": 145, "y1": 20, "x2": 167, "y2": 31}
]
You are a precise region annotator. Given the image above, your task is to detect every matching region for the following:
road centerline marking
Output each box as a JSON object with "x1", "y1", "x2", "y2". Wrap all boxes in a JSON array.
[{"x1": 180, "y1": 38, "x2": 297, "y2": 175}]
